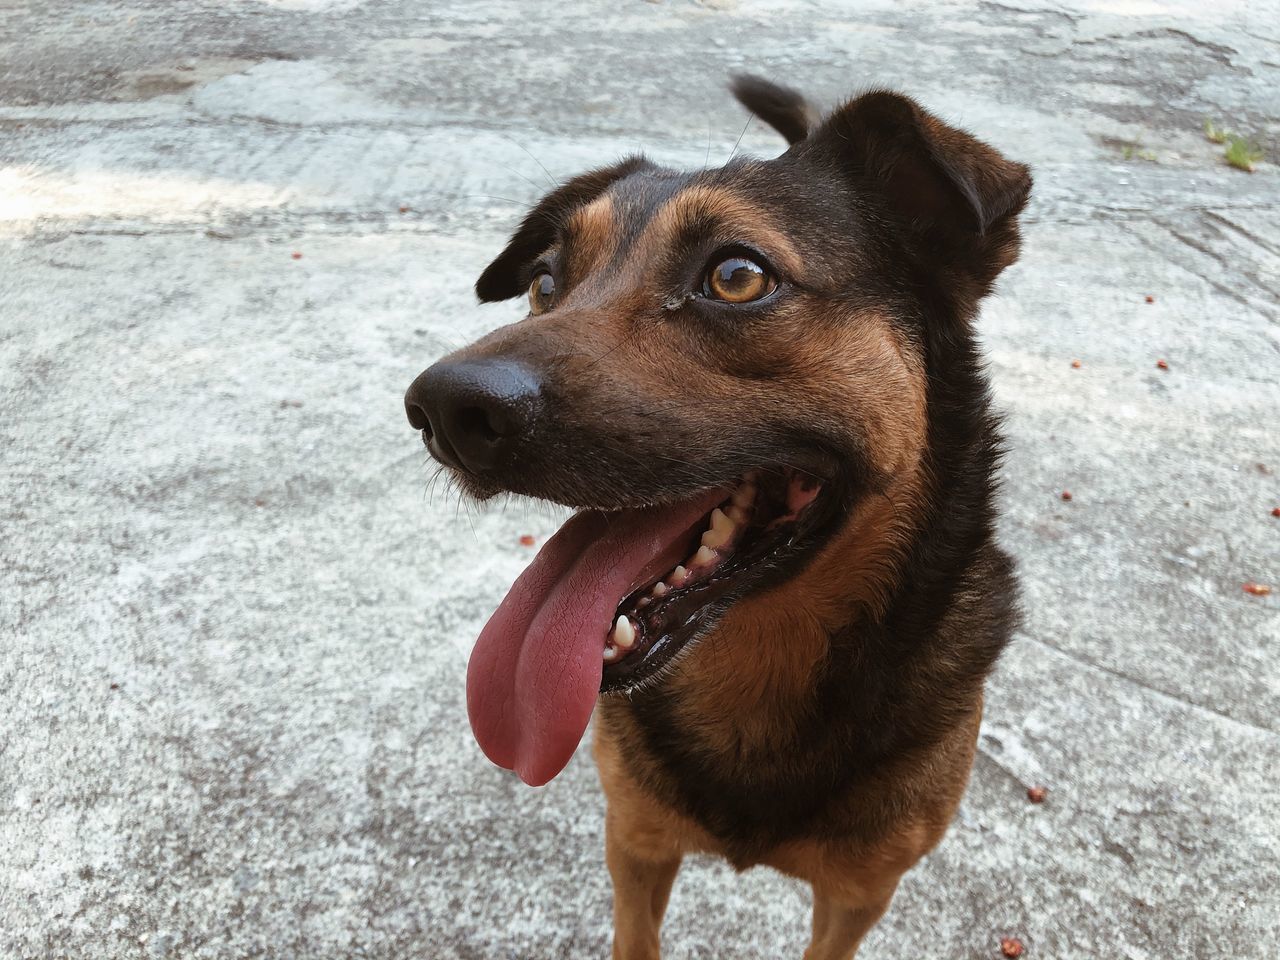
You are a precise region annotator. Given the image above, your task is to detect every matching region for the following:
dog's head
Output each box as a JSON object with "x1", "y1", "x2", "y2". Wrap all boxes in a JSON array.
[{"x1": 405, "y1": 77, "x2": 1031, "y2": 785}]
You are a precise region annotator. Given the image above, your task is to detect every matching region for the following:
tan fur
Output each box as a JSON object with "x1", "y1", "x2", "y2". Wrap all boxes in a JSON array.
[
  {"x1": 635, "y1": 185, "x2": 805, "y2": 278},
  {"x1": 563, "y1": 195, "x2": 620, "y2": 288},
  {"x1": 597, "y1": 701, "x2": 983, "y2": 959}
]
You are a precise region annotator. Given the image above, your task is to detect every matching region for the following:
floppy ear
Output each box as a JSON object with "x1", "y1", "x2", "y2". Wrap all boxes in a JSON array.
[
  {"x1": 475, "y1": 156, "x2": 649, "y2": 302},
  {"x1": 730, "y1": 74, "x2": 817, "y2": 146},
  {"x1": 802, "y1": 91, "x2": 1032, "y2": 285}
]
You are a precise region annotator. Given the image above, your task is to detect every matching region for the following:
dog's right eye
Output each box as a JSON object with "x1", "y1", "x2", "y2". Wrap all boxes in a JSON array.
[
  {"x1": 528, "y1": 272, "x2": 556, "y2": 315},
  {"x1": 702, "y1": 257, "x2": 777, "y2": 304}
]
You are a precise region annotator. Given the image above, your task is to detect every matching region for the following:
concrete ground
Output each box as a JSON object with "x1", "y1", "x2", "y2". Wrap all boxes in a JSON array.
[{"x1": 2, "y1": 1, "x2": 1277, "y2": 957}]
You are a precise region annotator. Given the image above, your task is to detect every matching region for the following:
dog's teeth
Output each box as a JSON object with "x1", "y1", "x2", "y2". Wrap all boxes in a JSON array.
[
  {"x1": 726, "y1": 503, "x2": 750, "y2": 524},
  {"x1": 652, "y1": 581, "x2": 669, "y2": 598},
  {"x1": 700, "y1": 527, "x2": 729, "y2": 549},
  {"x1": 669, "y1": 565, "x2": 689, "y2": 587},
  {"x1": 637, "y1": 596, "x2": 651, "y2": 608},
  {"x1": 611, "y1": 615, "x2": 636, "y2": 651},
  {"x1": 692, "y1": 545, "x2": 717, "y2": 567},
  {"x1": 701, "y1": 509, "x2": 735, "y2": 550},
  {"x1": 602, "y1": 643, "x2": 621, "y2": 663},
  {"x1": 732, "y1": 483, "x2": 756, "y2": 509}
]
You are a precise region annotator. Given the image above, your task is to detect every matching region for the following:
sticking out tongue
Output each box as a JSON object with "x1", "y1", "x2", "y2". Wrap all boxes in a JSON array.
[{"x1": 466, "y1": 489, "x2": 726, "y2": 786}]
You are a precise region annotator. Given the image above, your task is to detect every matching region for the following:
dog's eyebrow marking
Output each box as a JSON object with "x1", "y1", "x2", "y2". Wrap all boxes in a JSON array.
[
  {"x1": 636, "y1": 185, "x2": 803, "y2": 279},
  {"x1": 562, "y1": 194, "x2": 620, "y2": 287}
]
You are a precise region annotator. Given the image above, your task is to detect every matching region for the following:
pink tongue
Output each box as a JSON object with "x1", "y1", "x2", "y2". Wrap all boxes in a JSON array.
[{"x1": 466, "y1": 490, "x2": 726, "y2": 786}]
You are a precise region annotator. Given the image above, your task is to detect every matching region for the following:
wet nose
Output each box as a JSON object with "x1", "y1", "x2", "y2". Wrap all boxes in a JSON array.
[{"x1": 403, "y1": 359, "x2": 543, "y2": 473}]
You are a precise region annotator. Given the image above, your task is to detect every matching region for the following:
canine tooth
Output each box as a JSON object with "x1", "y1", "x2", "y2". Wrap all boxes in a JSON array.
[
  {"x1": 652, "y1": 581, "x2": 669, "y2": 598},
  {"x1": 669, "y1": 565, "x2": 689, "y2": 586},
  {"x1": 701, "y1": 508, "x2": 737, "y2": 549},
  {"x1": 692, "y1": 545, "x2": 717, "y2": 567},
  {"x1": 611, "y1": 615, "x2": 636, "y2": 650}
]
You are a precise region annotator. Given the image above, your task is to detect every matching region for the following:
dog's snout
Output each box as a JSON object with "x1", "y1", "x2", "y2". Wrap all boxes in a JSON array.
[{"x1": 404, "y1": 359, "x2": 542, "y2": 473}]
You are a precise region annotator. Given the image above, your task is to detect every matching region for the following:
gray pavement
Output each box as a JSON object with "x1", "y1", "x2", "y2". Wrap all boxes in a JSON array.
[{"x1": 2, "y1": 1, "x2": 1278, "y2": 957}]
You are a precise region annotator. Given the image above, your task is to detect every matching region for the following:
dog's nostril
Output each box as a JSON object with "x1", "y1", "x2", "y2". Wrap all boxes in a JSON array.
[
  {"x1": 405, "y1": 398, "x2": 430, "y2": 431},
  {"x1": 456, "y1": 406, "x2": 500, "y2": 444}
]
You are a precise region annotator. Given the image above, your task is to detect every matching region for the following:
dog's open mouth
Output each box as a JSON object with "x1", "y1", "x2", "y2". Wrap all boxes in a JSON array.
[
  {"x1": 466, "y1": 467, "x2": 828, "y2": 786},
  {"x1": 599, "y1": 470, "x2": 822, "y2": 687}
]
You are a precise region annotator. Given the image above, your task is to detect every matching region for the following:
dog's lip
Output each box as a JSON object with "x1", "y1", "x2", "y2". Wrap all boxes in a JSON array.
[
  {"x1": 462, "y1": 456, "x2": 836, "y2": 514},
  {"x1": 434, "y1": 434, "x2": 843, "y2": 515}
]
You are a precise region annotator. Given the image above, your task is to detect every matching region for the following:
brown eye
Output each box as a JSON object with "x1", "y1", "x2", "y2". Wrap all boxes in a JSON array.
[
  {"x1": 528, "y1": 272, "x2": 556, "y2": 314},
  {"x1": 703, "y1": 257, "x2": 776, "y2": 303}
]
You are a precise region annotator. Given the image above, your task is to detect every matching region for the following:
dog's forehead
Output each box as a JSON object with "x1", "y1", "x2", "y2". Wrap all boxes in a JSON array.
[
  {"x1": 605, "y1": 161, "x2": 787, "y2": 240},
  {"x1": 561, "y1": 159, "x2": 833, "y2": 277},
  {"x1": 607, "y1": 167, "x2": 690, "y2": 238}
]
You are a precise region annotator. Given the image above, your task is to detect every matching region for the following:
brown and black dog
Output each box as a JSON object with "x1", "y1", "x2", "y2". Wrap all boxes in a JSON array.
[{"x1": 404, "y1": 75, "x2": 1030, "y2": 959}]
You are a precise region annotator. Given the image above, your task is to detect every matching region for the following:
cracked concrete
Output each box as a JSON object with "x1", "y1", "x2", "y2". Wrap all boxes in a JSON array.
[{"x1": 1, "y1": 1, "x2": 1277, "y2": 958}]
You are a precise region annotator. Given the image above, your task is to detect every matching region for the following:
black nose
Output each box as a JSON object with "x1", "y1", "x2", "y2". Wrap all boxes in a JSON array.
[{"x1": 404, "y1": 359, "x2": 542, "y2": 473}]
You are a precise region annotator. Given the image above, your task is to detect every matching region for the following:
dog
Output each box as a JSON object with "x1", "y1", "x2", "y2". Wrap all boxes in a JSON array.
[{"x1": 404, "y1": 75, "x2": 1030, "y2": 959}]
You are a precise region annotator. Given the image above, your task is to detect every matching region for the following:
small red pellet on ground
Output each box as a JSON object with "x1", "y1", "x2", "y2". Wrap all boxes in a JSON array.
[
  {"x1": 1001, "y1": 937, "x2": 1025, "y2": 957},
  {"x1": 253, "y1": 497, "x2": 266, "y2": 507},
  {"x1": 1243, "y1": 583, "x2": 1272, "y2": 596},
  {"x1": 1060, "y1": 490, "x2": 1072, "y2": 502},
  {"x1": 291, "y1": 251, "x2": 302, "y2": 260},
  {"x1": 109, "y1": 682, "x2": 120, "y2": 691},
  {"x1": 1071, "y1": 359, "x2": 1082, "y2": 369},
  {"x1": 1144, "y1": 295, "x2": 1155, "y2": 303},
  {"x1": 398, "y1": 205, "x2": 410, "y2": 213},
  {"x1": 1271, "y1": 507, "x2": 1280, "y2": 517},
  {"x1": 519, "y1": 534, "x2": 536, "y2": 546},
  {"x1": 1027, "y1": 785, "x2": 1047, "y2": 803},
  {"x1": 1156, "y1": 359, "x2": 1169, "y2": 370}
]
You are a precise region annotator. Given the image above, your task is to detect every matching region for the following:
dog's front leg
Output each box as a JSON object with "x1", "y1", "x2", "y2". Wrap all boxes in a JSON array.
[
  {"x1": 605, "y1": 809, "x2": 683, "y2": 960},
  {"x1": 802, "y1": 886, "x2": 897, "y2": 960}
]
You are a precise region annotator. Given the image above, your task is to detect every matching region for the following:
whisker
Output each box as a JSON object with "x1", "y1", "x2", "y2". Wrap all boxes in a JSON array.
[
  {"x1": 580, "y1": 327, "x2": 640, "y2": 372},
  {"x1": 484, "y1": 156, "x2": 550, "y2": 195},
  {"x1": 460, "y1": 194, "x2": 536, "y2": 209},
  {"x1": 726, "y1": 113, "x2": 754, "y2": 164},
  {"x1": 494, "y1": 133, "x2": 559, "y2": 188}
]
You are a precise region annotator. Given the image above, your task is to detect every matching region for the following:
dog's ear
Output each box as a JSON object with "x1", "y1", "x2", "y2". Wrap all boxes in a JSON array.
[
  {"x1": 730, "y1": 75, "x2": 816, "y2": 145},
  {"x1": 475, "y1": 156, "x2": 649, "y2": 302},
  {"x1": 803, "y1": 91, "x2": 1032, "y2": 285}
]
